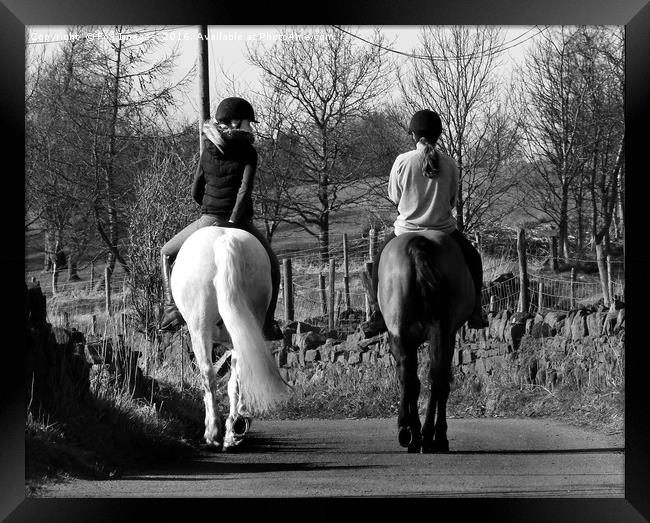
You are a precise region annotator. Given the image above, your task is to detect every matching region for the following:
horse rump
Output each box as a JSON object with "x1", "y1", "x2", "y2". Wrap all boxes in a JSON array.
[{"x1": 406, "y1": 235, "x2": 449, "y2": 323}]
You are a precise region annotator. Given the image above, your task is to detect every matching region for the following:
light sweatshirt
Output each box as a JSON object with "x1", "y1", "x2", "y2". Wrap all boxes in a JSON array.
[{"x1": 388, "y1": 142, "x2": 459, "y2": 235}]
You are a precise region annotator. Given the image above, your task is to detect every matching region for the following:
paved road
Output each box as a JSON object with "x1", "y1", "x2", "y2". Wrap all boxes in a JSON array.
[{"x1": 38, "y1": 418, "x2": 624, "y2": 498}]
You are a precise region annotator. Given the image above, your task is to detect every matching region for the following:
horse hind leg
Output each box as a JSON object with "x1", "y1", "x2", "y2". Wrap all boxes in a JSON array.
[
  {"x1": 390, "y1": 333, "x2": 422, "y2": 453},
  {"x1": 433, "y1": 379, "x2": 451, "y2": 452},
  {"x1": 421, "y1": 321, "x2": 440, "y2": 452},
  {"x1": 189, "y1": 327, "x2": 224, "y2": 449},
  {"x1": 223, "y1": 352, "x2": 252, "y2": 452},
  {"x1": 422, "y1": 322, "x2": 452, "y2": 453}
]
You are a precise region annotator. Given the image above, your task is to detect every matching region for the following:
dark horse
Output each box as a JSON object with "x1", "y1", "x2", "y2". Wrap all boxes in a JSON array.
[{"x1": 377, "y1": 230, "x2": 474, "y2": 453}]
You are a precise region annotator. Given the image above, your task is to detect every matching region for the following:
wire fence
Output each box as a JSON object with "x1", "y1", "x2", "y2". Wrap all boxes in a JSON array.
[
  {"x1": 31, "y1": 275, "x2": 129, "y2": 298},
  {"x1": 273, "y1": 229, "x2": 625, "y2": 332},
  {"x1": 481, "y1": 272, "x2": 625, "y2": 315}
]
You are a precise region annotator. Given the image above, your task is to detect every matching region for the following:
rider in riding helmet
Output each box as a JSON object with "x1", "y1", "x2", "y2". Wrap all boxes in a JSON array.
[
  {"x1": 159, "y1": 96, "x2": 283, "y2": 340},
  {"x1": 370, "y1": 109, "x2": 489, "y2": 330}
]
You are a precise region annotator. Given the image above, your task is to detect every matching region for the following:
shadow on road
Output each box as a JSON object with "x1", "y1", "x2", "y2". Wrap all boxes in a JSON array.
[
  {"x1": 120, "y1": 432, "x2": 386, "y2": 481},
  {"x1": 123, "y1": 460, "x2": 382, "y2": 481},
  {"x1": 445, "y1": 447, "x2": 624, "y2": 455},
  {"x1": 215, "y1": 434, "x2": 337, "y2": 454}
]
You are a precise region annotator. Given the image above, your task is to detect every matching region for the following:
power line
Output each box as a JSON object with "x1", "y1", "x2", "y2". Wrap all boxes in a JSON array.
[{"x1": 330, "y1": 25, "x2": 548, "y2": 62}]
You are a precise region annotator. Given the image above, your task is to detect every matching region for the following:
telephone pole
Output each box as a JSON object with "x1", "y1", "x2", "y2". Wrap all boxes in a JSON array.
[{"x1": 198, "y1": 25, "x2": 210, "y2": 153}]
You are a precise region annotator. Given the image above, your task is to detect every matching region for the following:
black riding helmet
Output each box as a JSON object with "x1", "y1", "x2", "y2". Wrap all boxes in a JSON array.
[
  {"x1": 215, "y1": 97, "x2": 258, "y2": 123},
  {"x1": 408, "y1": 109, "x2": 442, "y2": 141}
]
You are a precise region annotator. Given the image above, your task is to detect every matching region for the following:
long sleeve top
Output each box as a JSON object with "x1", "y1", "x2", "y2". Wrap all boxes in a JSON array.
[{"x1": 388, "y1": 142, "x2": 458, "y2": 235}]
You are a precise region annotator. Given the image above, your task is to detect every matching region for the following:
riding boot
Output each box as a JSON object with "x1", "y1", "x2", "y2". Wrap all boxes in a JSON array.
[
  {"x1": 467, "y1": 294, "x2": 489, "y2": 329},
  {"x1": 367, "y1": 307, "x2": 388, "y2": 334},
  {"x1": 364, "y1": 240, "x2": 391, "y2": 335},
  {"x1": 466, "y1": 266, "x2": 489, "y2": 329},
  {"x1": 159, "y1": 254, "x2": 185, "y2": 331},
  {"x1": 262, "y1": 312, "x2": 283, "y2": 340},
  {"x1": 449, "y1": 230, "x2": 489, "y2": 329},
  {"x1": 363, "y1": 264, "x2": 387, "y2": 335},
  {"x1": 262, "y1": 263, "x2": 283, "y2": 341}
]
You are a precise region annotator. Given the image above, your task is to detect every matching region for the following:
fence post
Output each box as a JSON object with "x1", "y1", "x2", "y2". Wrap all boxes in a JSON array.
[
  {"x1": 282, "y1": 258, "x2": 294, "y2": 322},
  {"x1": 342, "y1": 233, "x2": 351, "y2": 309},
  {"x1": 537, "y1": 279, "x2": 543, "y2": 313},
  {"x1": 92, "y1": 314, "x2": 97, "y2": 336},
  {"x1": 550, "y1": 234, "x2": 559, "y2": 272},
  {"x1": 64, "y1": 312, "x2": 69, "y2": 330},
  {"x1": 89, "y1": 261, "x2": 95, "y2": 291},
  {"x1": 105, "y1": 266, "x2": 112, "y2": 316},
  {"x1": 52, "y1": 261, "x2": 58, "y2": 295},
  {"x1": 369, "y1": 228, "x2": 376, "y2": 263},
  {"x1": 570, "y1": 268, "x2": 576, "y2": 309},
  {"x1": 328, "y1": 258, "x2": 336, "y2": 331},
  {"x1": 606, "y1": 254, "x2": 613, "y2": 304},
  {"x1": 336, "y1": 290, "x2": 342, "y2": 324},
  {"x1": 180, "y1": 328, "x2": 185, "y2": 393},
  {"x1": 365, "y1": 261, "x2": 374, "y2": 321},
  {"x1": 516, "y1": 228, "x2": 529, "y2": 313},
  {"x1": 489, "y1": 294, "x2": 495, "y2": 314},
  {"x1": 319, "y1": 272, "x2": 327, "y2": 316}
]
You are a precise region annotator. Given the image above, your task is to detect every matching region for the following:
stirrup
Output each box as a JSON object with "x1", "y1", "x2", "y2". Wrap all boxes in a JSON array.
[
  {"x1": 467, "y1": 313, "x2": 489, "y2": 329},
  {"x1": 364, "y1": 310, "x2": 387, "y2": 334},
  {"x1": 159, "y1": 307, "x2": 185, "y2": 331},
  {"x1": 263, "y1": 320, "x2": 283, "y2": 340}
]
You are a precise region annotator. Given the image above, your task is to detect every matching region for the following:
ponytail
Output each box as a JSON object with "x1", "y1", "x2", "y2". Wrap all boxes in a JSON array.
[{"x1": 418, "y1": 137, "x2": 440, "y2": 178}]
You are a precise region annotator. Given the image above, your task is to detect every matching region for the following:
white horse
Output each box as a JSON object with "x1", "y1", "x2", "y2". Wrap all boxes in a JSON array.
[{"x1": 170, "y1": 226, "x2": 289, "y2": 451}]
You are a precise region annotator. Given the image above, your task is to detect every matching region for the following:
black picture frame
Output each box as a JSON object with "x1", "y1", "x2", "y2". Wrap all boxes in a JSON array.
[{"x1": 4, "y1": 0, "x2": 649, "y2": 520}]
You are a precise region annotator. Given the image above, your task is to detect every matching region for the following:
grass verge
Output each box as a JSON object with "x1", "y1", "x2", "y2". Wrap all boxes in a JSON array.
[
  {"x1": 264, "y1": 354, "x2": 624, "y2": 437},
  {"x1": 25, "y1": 372, "x2": 207, "y2": 496}
]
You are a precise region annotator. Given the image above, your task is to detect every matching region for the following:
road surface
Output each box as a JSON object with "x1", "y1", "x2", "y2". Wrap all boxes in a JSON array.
[{"x1": 36, "y1": 417, "x2": 624, "y2": 498}]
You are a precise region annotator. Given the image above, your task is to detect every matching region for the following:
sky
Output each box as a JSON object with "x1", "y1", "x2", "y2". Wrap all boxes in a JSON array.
[{"x1": 26, "y1": 25, "x2": 545, "y2": 125}]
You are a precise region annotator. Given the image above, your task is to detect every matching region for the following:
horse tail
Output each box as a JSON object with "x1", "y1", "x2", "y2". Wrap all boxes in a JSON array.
[
  {"x1": 406, "y1": 236, "x2": 449, "y2": 322},
  {"x1": 213, "y1": 235, "x2": 288, "y2": 414}
]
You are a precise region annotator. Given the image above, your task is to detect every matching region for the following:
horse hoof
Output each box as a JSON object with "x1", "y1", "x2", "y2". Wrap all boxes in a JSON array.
[
  {"x1": 223, "y1": 432, "x2": 247, "y2": 452},
  {"x1": 232, "y1": 416, "x2": 251, "y2": 438},
  {"x1": 222, "y1": 442, "x2": 238, "y2": 453},
  {"x1": 407, "y1": 442, "x2": 421, "y2": 454},
  {"x1": 398, "y1": 427, "x2": 413, "y2": 447},
  {"x1": 433, "y1": 440, "x2": 449, "y2": 453},
  {"x1": 202, "y1": 440, "x2": 223, "y2": 452}
]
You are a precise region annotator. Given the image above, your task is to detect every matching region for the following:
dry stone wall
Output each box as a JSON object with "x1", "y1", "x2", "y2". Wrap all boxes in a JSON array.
[
  {"x1": 26, "y1": 282, "x2": 92, "y2": 412},
  {"x1": 274, "y1": 305, "x2": 625, "y2": 387}
]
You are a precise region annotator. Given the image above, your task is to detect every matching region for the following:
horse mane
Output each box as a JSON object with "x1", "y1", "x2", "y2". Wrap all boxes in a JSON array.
[{"x1": 406, "y1": 235, "x2": 449, "y2": 324}]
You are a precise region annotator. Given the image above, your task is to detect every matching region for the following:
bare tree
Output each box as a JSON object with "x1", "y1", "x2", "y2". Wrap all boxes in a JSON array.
[
  {"x1": 26, "y1": 25, "x2": 195, "y2": 282},
  {"x1": 247, "y1": 26, "x2": 394, "y2": 262},
  {"x1": 68, "y1": 25, "x2": 193, "y2": 274},
  {"x1": 126, "y1": 146, "x2": 197, "y2": 335},
  {"x1": 517, "y1": 26, "x2": 592, "y2": 261},
  {"x1": 574, "y1": 27, "x2": 624, "y2": 303},
  {"x1": 518, "y1": 25, "x2": 623, "y2": 281},
  {"x1": 25, "y1": 34, "x2": 101, "y2": 279}
]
